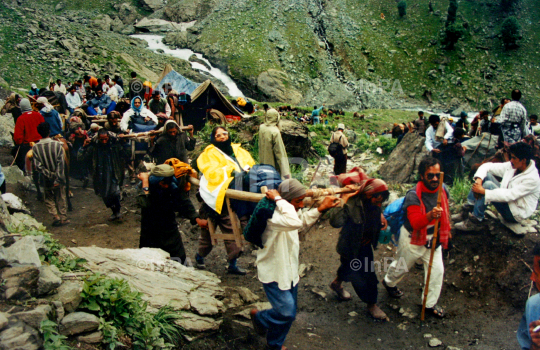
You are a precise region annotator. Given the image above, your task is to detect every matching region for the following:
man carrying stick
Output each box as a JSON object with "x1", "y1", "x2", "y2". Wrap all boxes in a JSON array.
[{"x1": 382, "y1": 157, "x2": 451, "y2": 318}]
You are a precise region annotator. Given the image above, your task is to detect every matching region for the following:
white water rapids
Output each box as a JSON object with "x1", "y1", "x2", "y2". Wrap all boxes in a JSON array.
[{"x1": 131, "y1": 34, "x2": 244, "y2": 97}]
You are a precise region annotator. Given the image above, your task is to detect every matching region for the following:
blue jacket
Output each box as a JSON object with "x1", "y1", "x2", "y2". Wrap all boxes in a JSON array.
[
  {"x1": 311, "y1": 105, "x2": 324, "y2": 117},
  {"x1": 88, "y1": 95, "x2": 112, "y2": 111},
  {"x1": 40, "y1": 109, "x2": 63, "y2": 137}
]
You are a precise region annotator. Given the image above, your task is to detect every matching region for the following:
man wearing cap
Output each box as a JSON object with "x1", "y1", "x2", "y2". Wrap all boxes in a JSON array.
[
  {"x1": 330, "y1": 124, "x2": 349, "y2": 175},
  {"x1": 250, "y1": 179, "x2": 340, "y2": 350},
  {"x1": 137, "y1": 164, "x2": 207, "y2": 264},
  {"x1": 66, "y1": 86, "x2": 82, "y2": 114},
  {"x1": 259, "y1": 106, "x2": 291, "y2": 179},
  {"x1": 148, "y1": 90, "x2": 171, "y2": 118},
  {"x1": 150, "y1": 120, "x2": 195, "y2": 165},
  {"x1": 29, "y1": 84, "x2": 39, "y2": 97},
  {"x1": 79, "y1": 129, "x2": 130, "y2": 221},
  {"x1": 13, "y1": 98, "x2": 45, "y2": 171}
]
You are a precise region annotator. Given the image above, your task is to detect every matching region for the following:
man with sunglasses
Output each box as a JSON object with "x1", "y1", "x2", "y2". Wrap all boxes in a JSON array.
[
  {"x1": 455, "y1": 142, "x2": 540, "y2": 232},
  {"x1": 383, "y1": 157, "x2": 451, "y2": 318}
]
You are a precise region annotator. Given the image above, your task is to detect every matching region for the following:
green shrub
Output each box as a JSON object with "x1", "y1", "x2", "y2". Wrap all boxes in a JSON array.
[
  {"x1": 356, "y1": 134, "x2": 397, "y2": 155},
  {"x1": 312, "y1": 143, "x2": 327, "y2": 157},
  {"x1": 501, "y1": 16, "x2": 521, "y2": 49},
  {"x1": 40, "y1": 319, "x2": 70, "y2": 350},
  {"x1": 79, "y1": 274, "x2": 183, "y2": 349},
  {"x1": 398, "y1": 1, "x2": 407, "y2": 17},
  {"x1": 443, "y1": 23, "x2": 466, "y2": 50},
  {"x1": 446, "y1": 0, "x2": 458, "y2": 26},
  {"x1": 450, "y1": 176, "x2": 472, "y2": 206}
]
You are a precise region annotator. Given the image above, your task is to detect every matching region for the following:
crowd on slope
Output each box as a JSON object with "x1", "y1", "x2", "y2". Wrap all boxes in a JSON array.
[{"x1": 2, "y1": 79, "x2": 540, "y2": 350}]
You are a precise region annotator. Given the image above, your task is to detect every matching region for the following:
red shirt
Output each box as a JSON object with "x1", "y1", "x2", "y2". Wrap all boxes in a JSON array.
[{"x1": 13, "y1": 111, "x2": 44, "y2": 145}]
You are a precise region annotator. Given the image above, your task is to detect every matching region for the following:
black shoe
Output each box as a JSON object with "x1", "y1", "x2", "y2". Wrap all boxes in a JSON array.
[
  {"x1": 462, "y1": 203, "x2": 474, "y2": 213},
  {"x1": 227, "y1": 265, "x2": 247, "y2": 275}
]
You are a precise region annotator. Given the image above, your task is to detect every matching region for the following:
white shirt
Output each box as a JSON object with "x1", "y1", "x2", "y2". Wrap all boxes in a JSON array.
[
  {"x1": 475, "y1": 160, "x2": 540, "y2": 222},
  {"x1": 107, "y1": 86, "x2": 119, "y2": 102},
  {"x1": 115, "y1": 84, "x2": 124, "y2": 98},
  {"x1": 66, "y1": 92, "x2": 82, "y2": 109},
  {"x1": 256, "y1": 200, "x2": 320, "y2": 290},
  {"x1": 425, "y1": 122, "x2": 454, "y2": 152},
  {"x1": 53, "y1": 84, "x2": 67, "y2": 95}
]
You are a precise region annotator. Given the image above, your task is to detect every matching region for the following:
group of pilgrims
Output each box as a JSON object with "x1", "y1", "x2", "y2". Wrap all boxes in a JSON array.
[{"x1": 4, "y1": 78, "x2": 540, "y2": 350}]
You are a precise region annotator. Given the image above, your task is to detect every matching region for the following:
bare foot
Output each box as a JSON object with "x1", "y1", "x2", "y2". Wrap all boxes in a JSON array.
[{"x1": 367, "y1": 304, "x2": 389, "y2": 322}]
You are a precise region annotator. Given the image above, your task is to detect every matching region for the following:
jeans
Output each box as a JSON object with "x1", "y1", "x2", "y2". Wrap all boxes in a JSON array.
[
  {"x1": 67, "y1": 107, "x2": 75, "y2": 114},
  {"x1": 313, "y1": 116, "x2": 320, "y2": 124},
  {"x1": 467, "y1": 173, "x2": 517, "y2": 223},
  {"x1": 518, "y1": 294, "x2": 540, "y2": 350},
  {"x1": 255, "y1": 282, "x2": 298, "y2": 349}
]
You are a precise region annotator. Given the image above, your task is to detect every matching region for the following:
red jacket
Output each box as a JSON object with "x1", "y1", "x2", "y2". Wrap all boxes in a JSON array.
[{"x1": 13, "y1": 111, "x2": 44, "y2": 145}]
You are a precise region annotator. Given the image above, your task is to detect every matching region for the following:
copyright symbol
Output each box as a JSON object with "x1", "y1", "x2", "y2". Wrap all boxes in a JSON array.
[
  {"x1": 350, "y1": 259, "x2": 362, "y2": 271},
  {"x1": 132, "y1": 81, "x2": 143, "y2": 93},
  {"x1": 136, "y1": 259, "x2": 147, "y2": 270}
]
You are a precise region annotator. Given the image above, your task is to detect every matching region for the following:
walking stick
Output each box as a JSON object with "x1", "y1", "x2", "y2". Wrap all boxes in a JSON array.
[{"x1": 421, "y1": 172, "x2": 444, "y2": 321}]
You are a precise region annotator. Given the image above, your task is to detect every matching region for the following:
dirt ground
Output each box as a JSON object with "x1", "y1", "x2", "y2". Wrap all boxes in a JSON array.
[{"x1": 1, "y1": 145, "x2": 537, "y2": 350}]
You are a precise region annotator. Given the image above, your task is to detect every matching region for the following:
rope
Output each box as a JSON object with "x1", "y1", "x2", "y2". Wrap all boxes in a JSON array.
[{"x1": 10, "y1": 146, "x2": 20, "y2": 166}]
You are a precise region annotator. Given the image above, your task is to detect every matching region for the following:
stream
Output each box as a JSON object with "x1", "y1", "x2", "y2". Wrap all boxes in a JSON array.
[{"x1": 131, "y1": 34, "x2": 244, "y2": 97}]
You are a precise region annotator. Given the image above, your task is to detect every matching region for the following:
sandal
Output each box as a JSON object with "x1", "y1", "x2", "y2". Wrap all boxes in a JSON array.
[
  {"x1": 425, "y1": 305, "x2": 445, "y2": 318},
  {"x1": 52, "y1": 219, "x2": 61, "y2": 227},
  {"x1": 382, "y1": 279, "x2": 404, "y2": 298}
]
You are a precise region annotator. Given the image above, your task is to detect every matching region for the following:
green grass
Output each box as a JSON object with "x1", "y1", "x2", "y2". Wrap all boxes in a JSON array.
[{"x1": 450, "y1": 176, "x2": 473, "y2": 206}]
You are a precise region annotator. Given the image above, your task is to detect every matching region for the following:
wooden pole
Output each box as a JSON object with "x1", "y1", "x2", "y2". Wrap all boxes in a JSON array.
[
  {"x1": 118, "y1": 126, "x2": 193, "y2": 139},
  {"x1": 187, "y1": 177, "x2": 359, "y2": 203},
  {"x1": 421, "y1": 172, "x2": 444, "y2": 321}
]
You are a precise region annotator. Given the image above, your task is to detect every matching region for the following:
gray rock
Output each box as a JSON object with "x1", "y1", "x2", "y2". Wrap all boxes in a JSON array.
[
  {"x1": 189, "y1": 54, "x2": 211, "y2": 70},
  {"x1": 0, "y1": 266, "x2": 39, "y2": 300},
  {"x1": 55, "y1": 2, "x2": 65, "y2": 11},
  {"x1": 0, "y1": 317, "x2": 42, "y2": 350},
  {"x1": 280, "y1": 120, "x2": 312, "y2": 160},
  {"x1": 13, "y1": 304, "x2": 52, "y2": 329},
  {"x1": 52, "y1": 301, "x2": 65, "y2": 322},
  {"x1": 139, "y1": 0, "x2": 165, "y2": 11},
  {"x1": 4, "y1": 236, "x2": 41, "y2": 267},
  {"x1": 235, "y1": 286, "x2": 259, "y2": 304},
  {"x1": 428, "y1": 337, "x2": 443, "y2": 347},
  {"x1": 37, "y1": 266, "x2": 62, "y2": 296},
  {"x1": 91, "y1": 15, "x2": 112, "y2": 31},
  {"x1": 10, "y1": 213, "x2": 44, "y2": 231},
  {"x1": 116, "y1": 3, "x2": 139, "y2": 24},
  {"x1": 163, "y1": 0, "x2": 215, "y2": 22},
  {"x1": 1, "y1": 194, "x2": 30, "y2": 215},
  {"x1": 134, "y1": 17, "x2": 186, "y2": 32},
  {"x1": 29, "y1": 235, "x2": 49, "y2": 256},
  {"x1": 77, "y1": 331, "x2": 103, "y2": 344},
  {"x1": 120, "y1": 25, "x2": 136, "y2": 35},
  {"x1": 0, "y1": 196, "x2": 12, "y2": 234},
  {"x1": 0, "y1": 115, "x2": 15, "y2": 147},
  {"x1": 0, "y1": 313, "x2": 8, "y2": 331},
  {"x1": 59, "y1": 312, "x2": 100, "y2": 336},
  {"x1": 174, "y1": 313, "x2": 222, "y2": 332},
  {"x1": 47, "y1": 281, "x2": 83, "y2": 313},
  {"x1": 189, "y1": 291, "x2": 224, "y2": 316},
  {"x1": 164, "y1": 31, "x2": 188, "y2": 48},
  {"x1": 379, "y1": 133, "x2": 428, "y2": 183},
  {"x1": 2, "y1": 166, "x2": 24, "y2": 185},
  {"x1": 257, "y1": 69, "x2": 302, "y2": 105}
]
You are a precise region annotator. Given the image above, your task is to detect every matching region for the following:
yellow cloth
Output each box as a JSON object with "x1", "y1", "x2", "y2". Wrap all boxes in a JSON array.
[
  {"x1": 197, "y1": 143, "x2": 255, "y2": 214},
  {"x1": 237, "y1": 97, "x2": 246, "y2": 107},
  {"x1": 164, "y1": 158, "x2": 198, "y2": 191}
]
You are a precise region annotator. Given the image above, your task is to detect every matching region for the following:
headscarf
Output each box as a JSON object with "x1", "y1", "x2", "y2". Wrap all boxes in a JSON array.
[
  {"x1": 344, "y1": 178, "x2": 389, "y2": 225},
  {"x1": 210, "y1": 128, "x2": 234, "y2": 156},
  {"x1": 410, "y1": 181, "x2": 451, "y2": 249},
  {"x1": 264, "y1": 108, "x2": 280, "y2": 127},
  {"x1": 36, "y1": 97, "x2": 54, "y2": 113},
  {"x1": 162, "y1": 120, "x2": 180, "y2": 135},
  {"x1": 20, "y1": 98, "x2": 32, "y2": 113},
  {"x1": 278, "y1": 179, "x2": 307, "y2": 202},
  {"x1": 150, "y1": 164, "x2": 175, "y2": 178},
  {"x1": 131, "y1": 96, "x2": 143, "y2": 113}
]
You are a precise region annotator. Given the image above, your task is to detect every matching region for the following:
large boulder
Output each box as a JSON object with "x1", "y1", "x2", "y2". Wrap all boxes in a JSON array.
[
  {"x1": 3, "y1": 236, "x2": 41, "y2": 267},
  {"x1": 164, "y1": 31, "x2": 189, "y2": 48},
  {"x1": 91, "y1": 15, "x2": 112, "y2": 31},
  {"x1": 134, "y1": 17, "x2": 185, "y2": 32},
  {"x1": 59, "y1": 312, "x2": 100, "y2": 336},
  {"x1": 116, "y1": 3, "x2": 139, "y2": 24},
  {"x1": 139, "y1": 0, "x2": 166, "y2": 11},
  {"x1": 379, "y1": 133, "x2": 428, "y2": 183},
  {"x1": 163, "y1": 0, "x2": 216, "y2": 22},
  {"x1": 12, "y1": 304, "x2": 52, "y2": 329},
  {"x1": 46, "y1": 281, "x2": 83, "y2": 313},
  {"x1": 0, "y1": 316, "x2": 42, "y2": 350},
  {"x1": 0, "y1": 114, "x2": 14, "y2": 147},
  {"x1": 280, "y1": 120, "x2": 312, "y2": 160},
  {"x1": 257, "y1": 70, "x2": 303, "y2": 105},
  {"x1": 0, "y1": 266, "x2": 40, "y2": 300},
  {"x1": 1, "y1": 193, "x2": 30, "y2": 215},
  {"x1": 2, "y1": 166, "x2": 24, "y2": 185}
]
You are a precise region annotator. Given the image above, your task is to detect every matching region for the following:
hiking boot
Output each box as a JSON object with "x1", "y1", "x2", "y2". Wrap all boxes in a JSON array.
[
  {"x1": 250, "y1": 309, "x2": 267, "y2": 336},
  {"x1": 454, "y1": 214, "x2": 486, "y2": 232},
  {"x1": 194, "y1": 254, "x2": 206, "y2": 270}
]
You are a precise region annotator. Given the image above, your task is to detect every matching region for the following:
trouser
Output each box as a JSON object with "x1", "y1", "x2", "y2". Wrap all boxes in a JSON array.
[
  {"x1": 467, "y1": 172, "x2": 516, "y2": 223},
  {"x1": 0, "y1": 181, "x2": 6, "y2": 194},
  {"x1": 337, "y1": 244, "x2": 378, "y2": 305},
  {"x1": 12, "y1": 143, "x2": 32, "y2": 172},
  {"x1": 103, "y1": 193, "x2": 121, "y2": 214},
  {"x1": 313, "y1": 116, "x2": 320, "y2": 124},
  {"x1": 44, "y1": 185, "x2": 67, "y2": 221},
  {"x1": 198, "y1": 206, "x2": 246, "y2": 261},
  {"x1": 255, "y1": 282, "x2": 298, "y2": 349},
  {"x1": 384, "y1": 227, "x2": 444, "y2": 309},
  {"x1": 334, "y1": 155, "x2": 347, "y2": 175}
]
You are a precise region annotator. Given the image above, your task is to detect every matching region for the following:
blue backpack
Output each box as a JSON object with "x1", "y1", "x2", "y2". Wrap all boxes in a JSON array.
[{"x1": 383, "y1": 197, "x2": 406, "y2": 244}]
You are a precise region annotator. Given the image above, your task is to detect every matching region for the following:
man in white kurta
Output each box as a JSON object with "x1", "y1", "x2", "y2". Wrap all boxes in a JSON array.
[{"x1": 250, "y1": 179, "x2": 339, "y2": 350}]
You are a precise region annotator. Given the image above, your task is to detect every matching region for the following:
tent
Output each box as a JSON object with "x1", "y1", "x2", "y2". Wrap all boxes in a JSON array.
[
  {"x1": 155, "y1": 64, "x2": 201, "y2": 96},
  {"x1": 185, "y1": 80, "x2": 246, "y2": 132}
]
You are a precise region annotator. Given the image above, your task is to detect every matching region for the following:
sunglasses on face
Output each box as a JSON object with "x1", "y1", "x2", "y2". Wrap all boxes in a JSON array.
[{"x1": 426, "y1": 173, "x2": 441, "y2": 180}]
